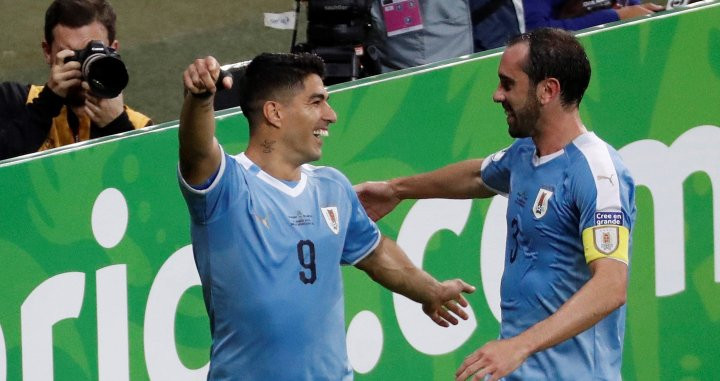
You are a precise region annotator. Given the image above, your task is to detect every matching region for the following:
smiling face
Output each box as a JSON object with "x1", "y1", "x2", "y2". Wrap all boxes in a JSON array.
[
  {"x1": 492, "y1": 43, "x2": 541, "y2": 139},
  {"x1": 279, "y1": 74, "x2": 337, "y2": 164}
]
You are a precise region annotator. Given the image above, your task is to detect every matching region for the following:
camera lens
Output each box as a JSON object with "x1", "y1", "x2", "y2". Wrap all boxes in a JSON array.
[{"x1": 82, "y1": 53, "x2": 129, "y2": 98}]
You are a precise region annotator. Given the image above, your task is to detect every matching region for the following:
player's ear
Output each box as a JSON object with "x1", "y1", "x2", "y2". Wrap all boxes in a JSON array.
[
  {"x1": 263, "y1": 100, "x2": 282, "y2": 128},
  {"x1": 538, "y1": 77, "x2": 561, "y2": 105}
]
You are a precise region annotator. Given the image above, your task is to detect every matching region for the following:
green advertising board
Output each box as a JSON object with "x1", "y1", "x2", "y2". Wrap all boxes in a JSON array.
[{"x1": 1, "y1": 2, "x2": 719, "y2": 380}]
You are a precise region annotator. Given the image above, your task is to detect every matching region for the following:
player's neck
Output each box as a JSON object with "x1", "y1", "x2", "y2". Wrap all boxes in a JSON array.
[
  {"x1": 533, "y1": 109, "x2": 586, "y2": 157},
  {"x1": 245, "y1": 144, "x2": 302, "y2": 181}
]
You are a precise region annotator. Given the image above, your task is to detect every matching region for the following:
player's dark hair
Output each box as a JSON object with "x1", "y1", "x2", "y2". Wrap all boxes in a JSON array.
[
  {"x1": 507, "y1": 28, "x2": 591, "y2": 107},
  {"x1": 239, "y1": 53, "x2": 326, "y2": 127},
  {"x1": 45, "y1": 0, "x2": 117, "y2": 45}
]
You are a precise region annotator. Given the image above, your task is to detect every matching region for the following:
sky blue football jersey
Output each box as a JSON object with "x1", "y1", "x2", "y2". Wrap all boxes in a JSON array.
[
  {"x1": 179, "y1": 150, "x2": 381, "y2": 381},
  {"x1": 481, "y1": 132, "x2": 636, "y2": 380}
]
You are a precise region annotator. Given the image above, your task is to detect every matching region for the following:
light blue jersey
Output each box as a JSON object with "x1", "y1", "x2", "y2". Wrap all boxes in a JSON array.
[
  {"x1": 179, "y1": 150, "x2": 381, "y2": 381},
  {"x1": 481, "y1": 132, "x2": 636, "y2": 380}
]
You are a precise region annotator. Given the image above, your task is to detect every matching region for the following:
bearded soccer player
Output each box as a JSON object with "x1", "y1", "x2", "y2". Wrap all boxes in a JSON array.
[{"x1": 355, "y1": 28, "x2": 636, "y2": 380}]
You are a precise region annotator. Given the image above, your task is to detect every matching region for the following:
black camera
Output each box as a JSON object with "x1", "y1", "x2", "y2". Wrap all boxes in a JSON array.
[
  {"x1": 306, "y1": 0, "x2": 371, "y2": 45},
  {"x1": 64, "y1": 40, "x2": 128, "y2": 98},
  {"x1": 293, "y1": 0, "x2": 372, "y2": 85}
]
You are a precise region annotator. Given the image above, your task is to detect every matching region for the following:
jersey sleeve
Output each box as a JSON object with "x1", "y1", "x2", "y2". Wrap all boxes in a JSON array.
[
  {"x1": 334, "y1": 171, "x2": 381, "y2": 265},
  {"x1": 574, "y1": 149, "x2": 635, "y2": 265},
  {"x1": 178, "y1": 147, "x2": 243, "y2": 224},
  {"x1": 480, "y1": 141, "x2": 522, "y2": 197}
]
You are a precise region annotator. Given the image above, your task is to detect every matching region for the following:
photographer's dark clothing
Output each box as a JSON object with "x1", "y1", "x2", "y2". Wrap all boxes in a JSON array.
[
  {"x1": 524, "y1": 0, "x2": 639, "y2": 31},
  {"x1": 0, "y1": 82, "x2": 62, "y2": 159},
  {"x1": 470, "y1": 0, "x2": 522, "y2": 52},
  {"x1": 0, "y1": 82, "x2": 150, "y2": 160}
]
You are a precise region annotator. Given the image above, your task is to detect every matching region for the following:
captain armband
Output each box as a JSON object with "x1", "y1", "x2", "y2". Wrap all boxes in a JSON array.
[{"x1": 582, "y1": 225, "x2": 630, "y2": 265}]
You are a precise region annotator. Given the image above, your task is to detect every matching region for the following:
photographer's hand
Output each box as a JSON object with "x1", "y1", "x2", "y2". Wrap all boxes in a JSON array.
[
  {"x1": 615, "y1": 3, "x2": 664, "y2": 20},
  {"x1": 47, "y1": 50, "x2": 82, "y2": 98},
  {"x1": 83, "y1": 84, "x2": 125, "y2": 128}
]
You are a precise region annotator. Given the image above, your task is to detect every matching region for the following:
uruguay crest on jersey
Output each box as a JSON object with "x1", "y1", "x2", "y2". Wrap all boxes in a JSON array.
[
  {"x1": 532, "y1": 187, "x2": 554, "y2": 219},
  {"x1": 321, "y1": 206, "x2": 340, "y2": 234}
]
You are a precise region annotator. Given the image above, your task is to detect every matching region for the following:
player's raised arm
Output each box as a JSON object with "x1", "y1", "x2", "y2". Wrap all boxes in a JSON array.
[
  {"x1": 179, "y1": 56, "x2": 232, "y2": 185},
  {"x1": 355, "y1": 236, "x2": 476, "y2": 327}
]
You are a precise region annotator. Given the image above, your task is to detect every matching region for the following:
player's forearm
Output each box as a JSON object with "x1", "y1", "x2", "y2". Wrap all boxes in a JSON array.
[
  {"x1": 514, "y1": 260, "x2": 627, "y2": 355},
  {"x1": 389, "y1": 159, "x2": 492, "y2": 200},
  {"x1": 357, "y1": 236, "x2": 441, "y2": 304},
  {"x1": 179, "y1": 95, "x2": 216, "y2": 154},
  {"x1": 178, "y1": 94, "x2": 221, "y2": 183}
]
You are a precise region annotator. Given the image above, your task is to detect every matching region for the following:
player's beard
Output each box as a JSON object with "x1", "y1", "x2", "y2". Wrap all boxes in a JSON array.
[{"x1": 507, "y1": 93, "x2": 541, "y2": 139}]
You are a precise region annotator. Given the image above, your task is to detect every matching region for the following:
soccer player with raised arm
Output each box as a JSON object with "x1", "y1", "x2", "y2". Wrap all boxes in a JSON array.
[{"x1": 177, "y1": 52, "x2": 475, "y2": 380}]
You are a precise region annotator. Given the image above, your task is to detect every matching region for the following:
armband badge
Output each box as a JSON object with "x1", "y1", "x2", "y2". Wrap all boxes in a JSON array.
[{"x1": 594, "y1": 226, "x2": 619, "y2": 254}]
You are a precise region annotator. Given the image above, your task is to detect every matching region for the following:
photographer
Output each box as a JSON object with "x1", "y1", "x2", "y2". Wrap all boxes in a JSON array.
[{"x1": 0, "y1": 0, "x2": 151, "y2": 161}]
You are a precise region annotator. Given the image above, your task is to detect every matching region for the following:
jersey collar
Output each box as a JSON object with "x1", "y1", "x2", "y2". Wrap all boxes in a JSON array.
[{"x1": 235, "y1": 152, "x2": 308, "y2": 197}]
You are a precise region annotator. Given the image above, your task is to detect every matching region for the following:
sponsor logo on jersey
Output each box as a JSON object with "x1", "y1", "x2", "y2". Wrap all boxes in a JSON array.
[
  {"x1": 596, "y1": 173, "x2": 616, "y2": 186},
  {"x1": 593, "y1": 226, "x2": 619, "y2": 254},
  {"x1": 595, "y1": 211, "x2": 623, "y2": 226},
  {"x1": 254, "y1": 213, "x2": 270, "y2": 229},
  {"x1": 321, "y1": 206, "x2": 340, "y2": 234},
  {"x1": 532, "y1": 187, "x2": 553, "y2": 219}
]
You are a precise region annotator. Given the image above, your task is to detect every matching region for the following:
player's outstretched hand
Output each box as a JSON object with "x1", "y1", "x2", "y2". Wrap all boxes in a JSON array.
[
  {"x1": 455, "y1": 338, "x2": 530, "y2": 381},
  {"x1": 354, "y1": 181, "x2": 400, "y2": 221},
  {"x1": 421, "y1": 279, "x2": 475, "y2": 327}
]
